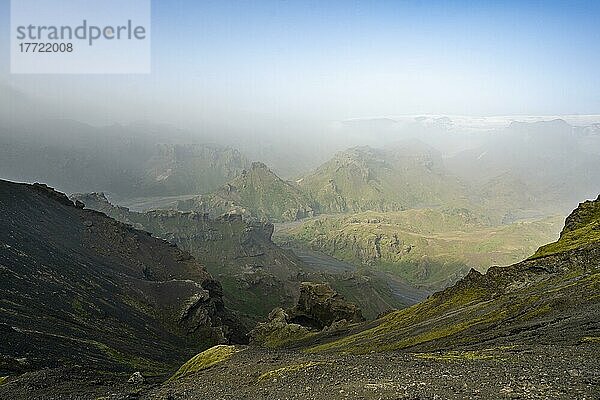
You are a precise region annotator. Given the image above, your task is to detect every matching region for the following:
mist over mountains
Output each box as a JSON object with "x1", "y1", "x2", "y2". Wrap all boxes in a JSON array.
[
  {"x1": 1, "y1": 87, "x2": 599, "y2": 214},
  {"x1": 2, "y1": 0, "x2": 600, "y2": 396},
  {"x1": 1, "y1": 86, "x2": 599, "y2": 400}
]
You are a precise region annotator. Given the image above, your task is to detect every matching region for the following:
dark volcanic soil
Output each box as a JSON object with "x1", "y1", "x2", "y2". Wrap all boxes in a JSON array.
[{"x1": 1, "y1": 344, "x2": 597, "y2": 399}]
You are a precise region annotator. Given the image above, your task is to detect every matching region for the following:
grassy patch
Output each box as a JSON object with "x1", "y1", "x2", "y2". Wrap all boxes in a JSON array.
[
  {"x1": 0, "y1": 376, "x2": 8, "y2": 386},
  {"x1": 169, "y1": 345, "x2": 239, "y2": 381},
  {"x1": 581, "y1": 336, "x2": 600, "y2": 344},
  {"x1": 531, "y1": 198, "x2": 600, "y2": 258},
  {"x1": 257, "y1": 362, "x2": 325, "y2": 382},
  {"x1": 304, "y1": 284, "x2": 542, "y2": 354},
  {"x1": 93, "y1": 341, "x2": 166, "y2": 372},
  {"x1": 531, "y1": 220, "x2": 600, "y2": 258},
  {"x1": 411, "y1": 346, "x2": 516, "y2": 362}
]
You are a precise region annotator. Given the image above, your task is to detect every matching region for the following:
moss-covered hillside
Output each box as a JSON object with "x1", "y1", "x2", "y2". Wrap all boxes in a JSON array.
[{"x1": 532, "y1": 195, "x2": 600, "y2": 258}]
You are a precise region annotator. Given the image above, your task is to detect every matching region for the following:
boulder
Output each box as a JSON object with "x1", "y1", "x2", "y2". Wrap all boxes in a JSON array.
[
  {"x1": 287, "y1": 282, "x2": 365, "y2": 329},
  {"x1": 248, "y1": 308, "x2": 310, "y2": 347},
  {"x1": 128, "y1": 371, "x2": 144, "y2": 384},
  {"x1": 249, "y1": 283, "x2": 365, "y2": 347}
]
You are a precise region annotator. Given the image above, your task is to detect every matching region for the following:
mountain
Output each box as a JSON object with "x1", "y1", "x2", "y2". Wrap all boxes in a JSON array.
[
  {"x1": 277, "y1": 208, "x2": 563, "y2": 290},
  {"x1": 446, "y1": 120, "x2": 600, "y2": 212},
  {"x1": 0, "y1": 180, "x2": 244, "y2": 377},
  {"x1": 298, "y1": 141, "x2": 470, "y2": 214},
  {"x1": 140, "y1": 144, "x2": 250, "y2": 196},
  {"x1": 0, "y1": 116, "x2": 250, "y2": 197},
  {"x1": 2, "y1": 184, "x2": 597, "y2": 398},
  {"x1": 177, "y1": 162, "x2": 315, "y2": 222},
  {"x1": 532, "y1": 195, "x2": 600, "y2": 258}
]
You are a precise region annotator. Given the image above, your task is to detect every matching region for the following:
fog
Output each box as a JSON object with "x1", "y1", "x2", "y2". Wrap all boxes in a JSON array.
[{"x1": 0, "y1": 1, "x2": 599, "y2": 213}]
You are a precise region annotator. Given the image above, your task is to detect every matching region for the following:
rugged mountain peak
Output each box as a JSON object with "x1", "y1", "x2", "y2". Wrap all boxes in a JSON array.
[
  {"x1": 299, "y1": 143, "x2": 468, "y2": 214},
  {"x1": 249, "y1": 282, "x2": 365, "y2": 346},
  {"x1": 250, "y1": 161, "x2": 269, "y2": 170},
  {"x1": 532, "y1": 194, "x2": 600, "y2": 258},
  {"x1": 31, "y1": 182, "x2": 77, "y2": 207},
  {"x1": 142, "y1": 143, "x2": 250, "y2": 196}
]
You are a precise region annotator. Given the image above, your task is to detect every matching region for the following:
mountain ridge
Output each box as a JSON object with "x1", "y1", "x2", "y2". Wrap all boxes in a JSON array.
[{"x1": 0, "y1": 180, "x2": 244, "y2": 376}]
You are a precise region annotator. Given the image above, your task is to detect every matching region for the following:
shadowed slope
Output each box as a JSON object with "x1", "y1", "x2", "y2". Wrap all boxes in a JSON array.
[{"x1": 0, "y1": 180, "x2": 242, "y2": 376}]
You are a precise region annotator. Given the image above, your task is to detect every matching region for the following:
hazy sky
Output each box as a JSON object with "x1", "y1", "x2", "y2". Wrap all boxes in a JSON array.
[{"x1": 1, "y1": 0, "x2": 599, "y2": 130}]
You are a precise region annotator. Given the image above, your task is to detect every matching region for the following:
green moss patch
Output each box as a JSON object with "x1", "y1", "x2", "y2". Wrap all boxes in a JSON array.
[
  {"x1": 531, "y1": 198, "x2": 600, "y2": 259},
  {"x1": 258, "y1": 362, "x2": 325, "y2": 382},
  {"x1": 581, "y1": 336, "x2": 600, "y2": 344},
  {"x1": 169, "y1": 345, "x2": 240, "y2": 381},
  {"x1": 531, "y1": 220, "x2": 600, "y2": 259}
]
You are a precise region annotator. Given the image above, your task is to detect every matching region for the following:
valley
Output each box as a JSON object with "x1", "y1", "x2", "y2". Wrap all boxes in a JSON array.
[
  {"x1": 1, "y1": 182, "x2": 598, "y2": 399},
  {"x1": 1, "y1": 111, "x2": 599, "y2": 400},
  {"x1": 2, "y1": 3, "x2": 600, "y2": 397},
  {"x1": 275, "y1": 209, "x2": 563, "y2": 290}
]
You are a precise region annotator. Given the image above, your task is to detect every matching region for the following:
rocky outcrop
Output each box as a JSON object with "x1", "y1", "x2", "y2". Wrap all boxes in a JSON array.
[
  {"x1": 287, "y1": 282, "x2": 365, "y2": 329},
  {"x1": 249, "y1": 282, "x2": 364, "y2": 347},
  {"x1": 248, "y1": 308, "x2": 312, "y2": 347},
  {"x1": 532, "y1": 194, "x2": 600, "y2": 258},
  {"x1": 177, "y1": 161, "x2": 315, "y2": 222},
  {"x1": 561, "y1": 194, "x2": 600, "y2": 235},
  {"x1": 141, "y1": 143, "x2": 250, "y2": 196}
]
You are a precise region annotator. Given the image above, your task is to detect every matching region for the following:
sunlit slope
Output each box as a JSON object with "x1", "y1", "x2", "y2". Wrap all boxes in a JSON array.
[
  {"x1": 301, "y1": 197, "x2": 600, "y2": 354},
  {"x1": 298, "y1": 142, "x2": 470, "y2": 214},
  {"x1": 278, "y1": 208, "x2": 563, "y2": 289},
  {"x1": 532, "y1": 195, "x2": 600, "y2": 258}
]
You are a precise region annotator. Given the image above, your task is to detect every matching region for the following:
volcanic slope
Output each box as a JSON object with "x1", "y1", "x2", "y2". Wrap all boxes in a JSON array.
[{"x1": 0, "y1": 180, "x2": 243, "y2": 377}]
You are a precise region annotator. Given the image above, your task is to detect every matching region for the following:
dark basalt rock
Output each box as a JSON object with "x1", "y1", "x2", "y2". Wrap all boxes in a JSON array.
[
  {"x1": 248, "y1": 283, "x2": 364, "y2": 346},
  {"x1": 287, "y1": 282, "x2": 365, "y2": 330}
]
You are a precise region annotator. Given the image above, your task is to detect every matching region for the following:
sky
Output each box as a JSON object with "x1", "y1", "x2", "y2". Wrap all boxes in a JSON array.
[{"x1": 1, "y1": 0, "x2": 599, "y2": 131}]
